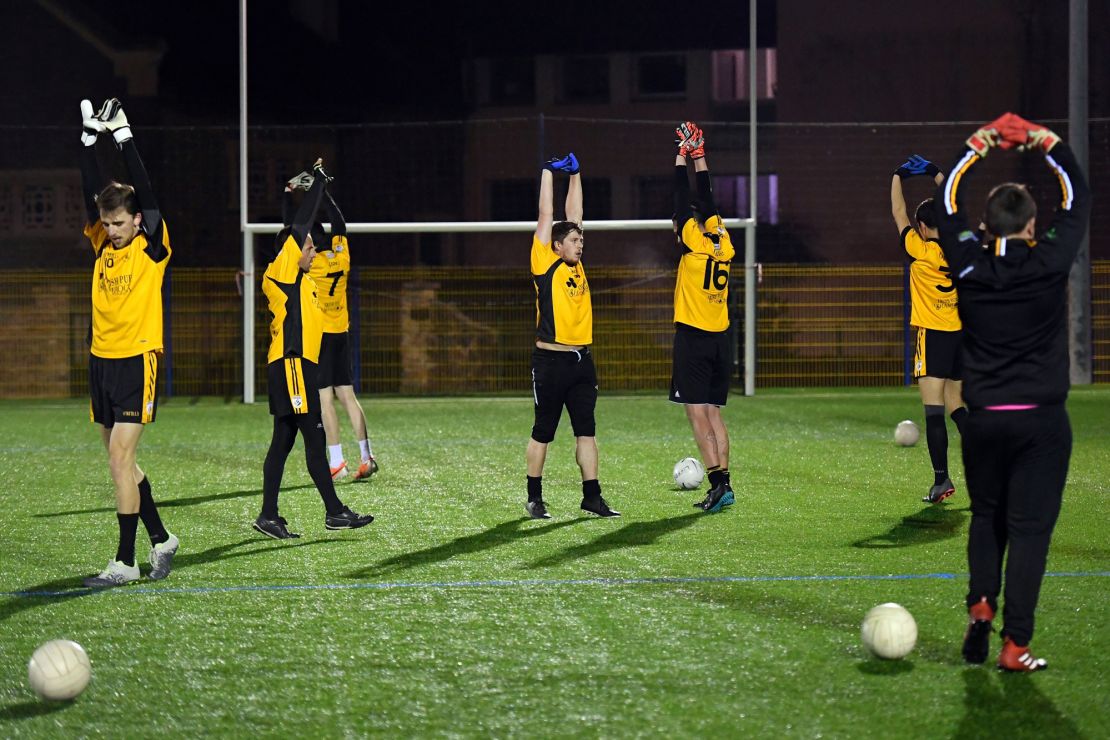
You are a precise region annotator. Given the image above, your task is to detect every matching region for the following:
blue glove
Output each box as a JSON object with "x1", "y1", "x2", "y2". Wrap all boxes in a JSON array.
[
  {"x1": 894, "y1": 154, "x2": 940, "y2": 179},
  {"x1": 545, "y1": 153, "x2": 580, "y2": 174}
]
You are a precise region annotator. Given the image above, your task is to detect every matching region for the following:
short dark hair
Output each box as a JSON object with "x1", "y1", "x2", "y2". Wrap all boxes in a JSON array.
[
  {"x1": 96, "y1": 182, "x2": 137, "y2": 215},
  {"x1": 551, "y1": 221, "x2": 582, "y2": 245},
  {"x1": 690, "y1": 197, "x2": 716, "y2": 225},
  {"x1": 915, "y1": 198, "x2": 937, "y2": 230},
  {"x1": 985, "y1": 183, "x2": 1036, "y2": 237}
]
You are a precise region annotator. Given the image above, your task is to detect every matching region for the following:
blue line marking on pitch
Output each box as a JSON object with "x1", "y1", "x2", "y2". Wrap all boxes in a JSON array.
[{"x1": 4, "y1": 571, "x2": 1109, "y2": 600}]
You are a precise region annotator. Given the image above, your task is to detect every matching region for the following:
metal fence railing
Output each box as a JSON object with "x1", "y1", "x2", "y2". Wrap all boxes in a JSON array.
[{"x1": 2, "y1": 261, "x2": 1108, "y2": 399}]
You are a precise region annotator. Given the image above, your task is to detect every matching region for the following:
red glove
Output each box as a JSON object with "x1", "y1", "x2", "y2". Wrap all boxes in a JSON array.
[
  {"x1": 675, "y1": 121, "x2": 704, "y2": 158},
  {"x1": 966, "y1": 113, "x2": 1016, "y2": 158},
  {"x1": 1001, "y1": 113, "x2": 1061, "y2": 153}
]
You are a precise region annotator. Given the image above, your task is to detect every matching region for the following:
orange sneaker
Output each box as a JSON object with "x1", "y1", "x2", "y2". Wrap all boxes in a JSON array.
[
  {"x1": 352, "y1": 456, "x2": 379, "y2": 481},
  {"x1": 998, "y1": 636, "x2": 1047, "y2": 672},
  {"x1": 962, "y1": 597, "x2": 994, "y2": 664},
  {"x1": 330, "y1": 461, "x2": 349, "y2": 481}
]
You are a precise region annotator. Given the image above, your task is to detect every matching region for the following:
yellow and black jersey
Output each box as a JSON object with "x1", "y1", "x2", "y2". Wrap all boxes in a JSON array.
[
  {"x1": 531, "y1": 234, "x2": 592, "y2": 346},
  {"x1": 674, "y1": 215, "x2": 735, "y2": 332},
  {"x1": 308, "y1": 236, "x2": 351, "y2": 333},
  {"x1": 902, "y1": 227, "x2": 960, "y2": 331},
  {"x1": 84, "y1": 219, "x2": 172, "y2": 358},
  {"x1": 263, "y1": 234, "x2": 324, "y2": 364}
]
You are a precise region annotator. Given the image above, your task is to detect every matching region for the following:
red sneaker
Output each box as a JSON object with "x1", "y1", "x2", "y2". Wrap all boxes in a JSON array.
[
  {"x1": 962, "y1": 597, "x2": 994, "y2": 664},
  {"x1": 330, "y1": 460, "x2": 349, "y2": 481},
  {"x1": 352, "y1": 456, "x2": 379, "y2": 481},
  {"x1": 998, "y1": 637, "x2": 1047, "y2": 672}
]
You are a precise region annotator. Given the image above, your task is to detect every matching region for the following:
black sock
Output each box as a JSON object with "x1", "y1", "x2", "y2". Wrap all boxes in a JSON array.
[
  {"x1": 950, "y1": 406, "x2": 968, "y2": 436},
  {"x1": 138, "y1": 477, "x2": 169, "y2": 545},
  {"x1": 582, "y1": 479, "x2": 601, "y2": 500},
  {"x1": 707, "y1": 468, "x2": 725, "y2": 489},
  {"x1": 722, "y1": 468, "x2": 731, "y2": 487},
  {"x1": 299, "y1": 414, "x2": 344, "y2": 516},
  {"x1": 527, "y1": 476, "x2": 543, "y2": 502},
  {"x1": 924, "y1": 405, "x2": 948, "y2": 484},
  {"x1": 115, "y1": 512, "x2": 139, "y2": 566}
]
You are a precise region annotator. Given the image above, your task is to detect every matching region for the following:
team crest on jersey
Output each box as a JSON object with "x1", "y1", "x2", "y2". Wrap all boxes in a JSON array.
[{"x1": 292, "y1": 395, "x2": 303, "y2": 409}]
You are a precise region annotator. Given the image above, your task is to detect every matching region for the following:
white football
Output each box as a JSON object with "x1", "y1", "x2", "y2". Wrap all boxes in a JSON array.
[
  {"x1": 28, "y1": 639, "x2": 91, "y2": 701},
  {"x1": 673, "y1": 457, "x2": 705, "y2": 490},
  {"x1": 860, "y1": 603, "x2": 918, "y2": 659},
  {"x1": 894, "y1": 419, "x2": 920, "y2": 447}
]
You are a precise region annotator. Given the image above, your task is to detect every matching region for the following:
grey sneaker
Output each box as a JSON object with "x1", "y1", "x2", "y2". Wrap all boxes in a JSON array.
[
  {"x1": 148, "y1": 533, "x2": 179, "y2": 580},
  {"x1": 83, "y1": 559, "x2": 140, "y2": 588},
  {"x1": 525, "y1": 500, "x2": 552, "y2": 519}
]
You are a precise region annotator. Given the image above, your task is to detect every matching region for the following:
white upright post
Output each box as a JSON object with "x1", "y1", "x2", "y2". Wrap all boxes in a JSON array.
[
  {"x1": 744, "y1": 0, "x2": 758, "y2": 397},
  {"x1": 240, "y1": 0, "x2": 255, "y2": 404}
]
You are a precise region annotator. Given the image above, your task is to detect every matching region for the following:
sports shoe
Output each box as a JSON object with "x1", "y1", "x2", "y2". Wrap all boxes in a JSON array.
[
  {"x1": 997, "y1": 636, "x2": 1047, "y2": 672},
  {"x1": 253, "y1": 515, "x2": 301, "y2": 540},
  {"x1": 700, "y1": 482, "x2": 731, "y2": 513},
  {"x1": 581, "y1": 496, "x2": 621, "y2": 518},
  {"x1": 351, "y1": 457, "x2": 379, "y2": 481},
  {"x1": 324, "y1": 507, "x2": 374, "y2": 530},
  {"x1": 330, "y1": 461, "x2": 349, "y2": 481},
  {"x1": 693, "y1": 486, "x2": 735, "y2": 509},
  {"x1": 82, "y1": 559, "x2": 140, "y2": 588},
  {"x1": 525, "y1": 500, "x2": 552, "y2": 519},
  {"x1": 923, "y1": 478, "x2": 955, "y2": 504},
  {"x1": 962, "y1": 597, "x2": 995, "y2": 664},
  {"x1": 148, "y1": 533, "x2": 179, "y2": 580}
]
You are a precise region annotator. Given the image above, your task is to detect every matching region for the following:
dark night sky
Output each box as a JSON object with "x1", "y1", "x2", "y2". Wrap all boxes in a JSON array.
[{"x1": 71, "y1": 0, "x2": 776, "y2": 123}]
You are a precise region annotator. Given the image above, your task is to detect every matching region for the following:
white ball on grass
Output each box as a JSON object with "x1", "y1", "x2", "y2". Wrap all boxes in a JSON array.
[
  {"x1": 28, "y1": 639, "x2": 91, "y2": 701},
  {"x1": 673, "y1": 457, "x2": 705, "y2": 490},
  {"x1": 894, "y1": 419, "x2": 920, "y2": 447},
  {"x1": 861, "y1": 603, "x2": 918, "y2": 659}
]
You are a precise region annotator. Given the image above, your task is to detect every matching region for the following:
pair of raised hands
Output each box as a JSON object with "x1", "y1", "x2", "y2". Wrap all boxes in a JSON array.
[
  {"x1": 286, "y1": 159, "x2": 334, "y2": 192},
  {"x1": 80, "y1": 98, "x2": 131, "y2": 147},
  {"x1": 675, "y1": 121, "x2": 705, "y2": 159},
  {"x1": 966, "y1": 113, "x2": 1060, "y2": 157}
]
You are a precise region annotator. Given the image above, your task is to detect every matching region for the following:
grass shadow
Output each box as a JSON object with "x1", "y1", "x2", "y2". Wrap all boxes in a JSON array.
[
  {"x1": 35, "y1": 484, "x2": 316, "y2": 517},
  {"x1": 851, "y1": 505, "x2": 969, "y2": 549},
  {"x1": 0, "y1": 538, "x2": 339, "y2": 623},
  {"x1": 523, "y1": 512, "x2": 703, "y2": 569},
  {"x1": 856, "y1": 658, "x2": 914, "y2": 675},
  {"x1": 0, "y1": 700, "x2": 71, "y2": 720},
  {"x1": 953, "y1": 667, "x2": 1085, "y2": 739},
  {"x1": 345, "y1": 517, "x2": 585, "y2": 579}
]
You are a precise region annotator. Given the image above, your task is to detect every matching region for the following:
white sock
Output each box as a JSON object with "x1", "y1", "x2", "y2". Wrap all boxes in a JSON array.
[
  {"x1": 358, "y1": 439, "x2": 373, "y2": 461},
  {"x1": 328, "y1": 444, "x2": 344, "y2": 468}
]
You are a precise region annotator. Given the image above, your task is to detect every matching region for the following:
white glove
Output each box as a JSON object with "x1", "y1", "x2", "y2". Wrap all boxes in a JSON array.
[
  {"x1": 96, "y1": 98, "x2": 132, "y2": 146},
  {"x1": 80, "y1": 99, "x2": 104, "y2": 146}
]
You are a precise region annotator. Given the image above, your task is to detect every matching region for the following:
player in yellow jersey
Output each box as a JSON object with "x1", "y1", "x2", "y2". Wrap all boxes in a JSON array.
[
  {"x1": 670, "y1": 122, "x2": 736, "y2": 514},
  {"x1": 77, "y1": 98, "x2": 179, "y2": 587},
  {"x1": 282, "y1": 174, "x2": 379, "y2": 483},
  {"x1": 891, "y1": 154, "x2": 968, "y2": 504},
  {"x1": 254, "y1": 159, "x2": 374, "y2": 539},
  {"x1": 525, "y1": 153, "x2": 619, "y2": 520}
]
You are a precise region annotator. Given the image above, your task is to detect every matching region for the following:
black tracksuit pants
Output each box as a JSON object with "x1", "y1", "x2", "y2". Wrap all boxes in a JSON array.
[{"x1": 962, "y1": 404, "x2": 1071, "y2": 646}]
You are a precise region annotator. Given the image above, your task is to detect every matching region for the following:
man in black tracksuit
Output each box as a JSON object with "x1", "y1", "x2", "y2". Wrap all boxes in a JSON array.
[{"x1": 934, "y1": 113, "x2": 1090, "y2": 672}]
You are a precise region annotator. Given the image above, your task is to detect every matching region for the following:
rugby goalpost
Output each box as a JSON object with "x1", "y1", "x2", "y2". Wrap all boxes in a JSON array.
[{"x1": 237, "y1": 0, "x2": 760, "y2": 404}]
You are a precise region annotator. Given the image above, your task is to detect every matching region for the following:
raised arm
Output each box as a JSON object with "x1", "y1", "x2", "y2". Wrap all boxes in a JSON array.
[
  {"x1": 322, "y1": 189, "x2": 347, "y2": 238},
  {"x1": 536, "y1": 169, "x2": 554, "y2": 244},
  {"x1": 565, "y1": 172, "x2": 582, "y2": 226},
  {"x1": 79, "y1": 99, "x2": 105, "y2": 226},
  {"x1": 289, "y1": 160, "x2": 330, "y2": 248},
  {"x1": 892, "y1": 155, "x2": 942, "y2": 234}
]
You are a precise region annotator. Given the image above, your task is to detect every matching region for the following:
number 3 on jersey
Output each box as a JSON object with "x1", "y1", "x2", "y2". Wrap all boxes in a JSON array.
[{"x1": 702, "y1": 259, "x2": 730, "y2": 291}]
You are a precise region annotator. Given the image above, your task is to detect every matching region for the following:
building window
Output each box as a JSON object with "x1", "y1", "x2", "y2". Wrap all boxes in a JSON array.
[
  {"x1": 489, "y1": 58, "x2": 535, "y2": 105},
  {"x1": 561, "y1": 56, "x2": 610, "y2": 103},
  {"x1": 634, "y1": 53, "x2": 686, "y2": 98},
  {"x1": 582, "y1": 178, "x2": 611, "y2": 220},
  {"x1": 635, "y1": 176, "x2": 673, "y2": 219},
  {"x1": 712, "y1": 49, "x2": 777, "y2": 102},
  {"x1": 490, "y1": 179, "x2": 535, "y2": 221},
  {"x1": 23, "y1": 185, "x2": 56, "y2": 229},
  {"x1": 713, "y1": 174, "x2": 779, "y2": 224}
]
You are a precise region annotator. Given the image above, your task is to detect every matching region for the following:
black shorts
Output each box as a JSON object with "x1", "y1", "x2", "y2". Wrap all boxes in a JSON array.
[
  {"x1": 318, "y1": 331, "x2": 353, "y2": 388},
  {"x1": 89, "y1": 352, "x2": 160, "y2": 427},
  {"x1": 914, "y1": 327, "x2": 962, "y2": 380},
  {"x1": 669, "y1": 324, "x2": 730, "y2": 406},
  {"x1": 530, "y1": 347, "x2": 598, "y2": 443},
  {"x1": 267, "y1": 357, "x2": 321, "y2": 417}
]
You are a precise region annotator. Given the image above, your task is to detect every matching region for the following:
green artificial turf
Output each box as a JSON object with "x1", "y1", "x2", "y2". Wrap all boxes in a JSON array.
[{"x1": 0, "y1": 388, "x2": 1107, "y2": 737}]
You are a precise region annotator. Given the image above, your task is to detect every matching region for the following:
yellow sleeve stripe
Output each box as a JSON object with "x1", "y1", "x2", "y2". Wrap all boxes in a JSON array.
[
  {"x1": 944, "y1": 150, "x2": 979, "y2": 215},
  {"x1": 1045, "y1": 153, "x2": 1074, "y2": 210}
]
